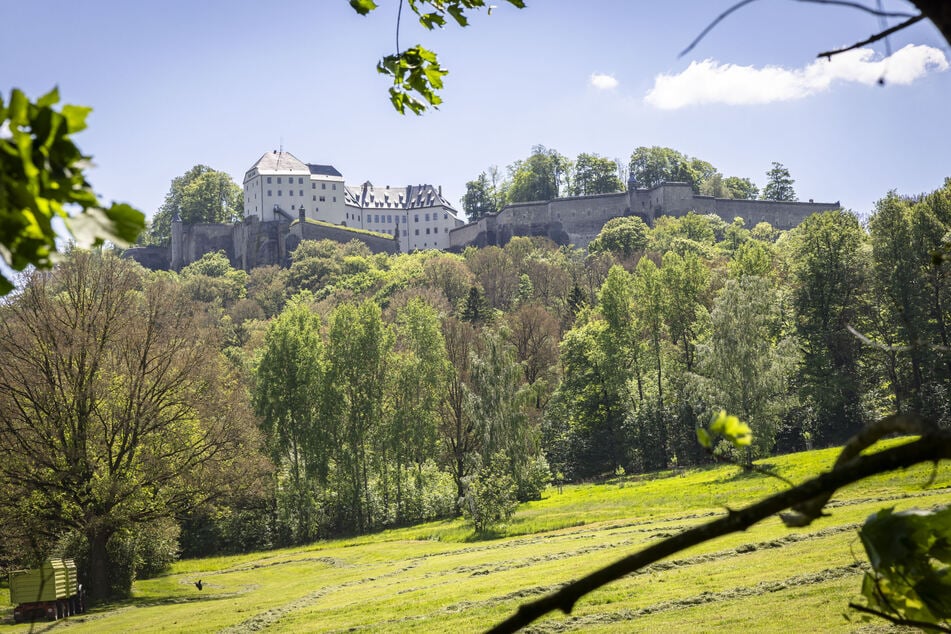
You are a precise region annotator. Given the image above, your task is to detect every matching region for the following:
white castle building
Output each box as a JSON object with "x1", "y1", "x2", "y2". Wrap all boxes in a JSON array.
[{"x1": 243, "y1": 150, "x2": 464, "y2": 251}]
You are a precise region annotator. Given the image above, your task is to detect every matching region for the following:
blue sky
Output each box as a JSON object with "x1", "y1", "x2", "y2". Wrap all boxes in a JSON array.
[{"x1": 2, "y1": 1, "x2": 948, "y2": 222}]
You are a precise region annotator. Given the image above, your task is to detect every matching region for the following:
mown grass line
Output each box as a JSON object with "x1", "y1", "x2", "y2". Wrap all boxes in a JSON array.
[{"x1": 1, "y1": 439, "x2": 947, "y2": 632}]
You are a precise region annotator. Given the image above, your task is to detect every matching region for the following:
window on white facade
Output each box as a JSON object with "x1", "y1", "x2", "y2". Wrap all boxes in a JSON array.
[
  {"x1": 299, "y1": 190, "x2": 303, "y2": 196},
  {"x1": 425, "y1": 213, "x2": 430, "y2": 221},
  {"x1": 444, "y1": 213, "x2": 448, "y2": 220},
  {"x1": 333, "y1": 196, "x2": 336, "y2": 202},
  {"x1": 299, "y1": 177, "x2": 303, "y2": 185},
  {"x1": 319, "y1": 196, "x2": 326, "y2": 202},
  {"x1": 267, "y1": 190, "x2": 272, "y2": 196},
  {"x1": 374, "y1": 215, "x2": 379, "y2": 223},
  {"x1": 313, "y1": 195, "x2": 316, "y2": 201},
  {"x1": 415, "y1": 229, "x2": 419, "y2": 235},
  {"x1": 278, "y1": 190, "x2": 282, "y2": 196},
  {"x1": 277, "y1": 177, "x2": 282, "y2": 184},
  {"x1": 426, "y1": 228, "x2": 431, "y2": 234},
  {"x1": 312, "y1": 183, "x2": 316, "y2": 189},
  {"x1": 414, "y1": 214, "x2": 419, "y2": 222},
  {"x1": 333, "y1": 184, "x2": 337, "y2": 190},
  {"x1": 322, "y1": 183, "x2": 326, "y2": 189},
  {"x1": 291, "y1": 204, "x2": 295, "y2": 210},
  {"x1": 267, "y1": 177, "x2": 272, "y2": 184}
]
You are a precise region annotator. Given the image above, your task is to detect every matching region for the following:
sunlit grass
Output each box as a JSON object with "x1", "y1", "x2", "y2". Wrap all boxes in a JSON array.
[{"x1": 1, "y1": 437, "x2": 946, "y2": 632}]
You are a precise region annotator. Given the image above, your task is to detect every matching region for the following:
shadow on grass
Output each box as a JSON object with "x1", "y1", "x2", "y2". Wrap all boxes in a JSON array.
[
  {"x1": 726, "y1": 462, "x2": 784, "y2": 482},
  {"x1": 462, "y1": 528, "x2": 506, "y2": 542},
  {"x1": 0, "y1": 593, "x2": 228, "y2": 630}
]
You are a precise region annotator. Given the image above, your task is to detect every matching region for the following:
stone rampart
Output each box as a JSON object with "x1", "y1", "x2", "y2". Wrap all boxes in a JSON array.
[
  {"x1": 450, "y1": 183, "x2": 840, "y2": 250},
  {"x1": 292, "y1": 220, "x2": 399, "y2": 255}
]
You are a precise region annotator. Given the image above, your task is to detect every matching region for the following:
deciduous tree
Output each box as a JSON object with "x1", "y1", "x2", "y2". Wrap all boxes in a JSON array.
[
  {"x1": 0, "y1": 251, "x2": 262, "y2": 601},
  {"x1": 148, "y1": 165, "x2": 243, "y2": 246}
]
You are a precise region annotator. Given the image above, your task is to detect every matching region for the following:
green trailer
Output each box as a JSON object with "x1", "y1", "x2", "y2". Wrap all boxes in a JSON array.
[{"x1": 9, "y1": 558, "x2": 85, "y2": 622}]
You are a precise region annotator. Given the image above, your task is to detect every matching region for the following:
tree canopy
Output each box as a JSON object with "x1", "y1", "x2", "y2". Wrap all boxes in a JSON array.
[
  {"x1": 147, "y1": 165, "x2": 243, "y2": 246},
  {"x1": 0, "y1": 251, "x2": 264, "y2": 600},
  {"x1": 762, "y1": 161, "x2": 797, "y2": 201}
]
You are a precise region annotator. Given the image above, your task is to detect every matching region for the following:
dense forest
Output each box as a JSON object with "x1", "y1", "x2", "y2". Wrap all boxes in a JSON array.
[{"x1": 1, "y1": 178, "x2": 950, "y2": 601}]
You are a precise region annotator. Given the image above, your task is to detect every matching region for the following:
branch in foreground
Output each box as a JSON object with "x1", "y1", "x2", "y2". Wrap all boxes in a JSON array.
[
  {"x1": 847, "y1": 602, "x2": 951, "y2": 633},
  {"x1": 488, "y1": 431, "x2": 951, "y2": 634},
  {"x1": 817, "y1": 14, "x2": 925, "y2": 58}
]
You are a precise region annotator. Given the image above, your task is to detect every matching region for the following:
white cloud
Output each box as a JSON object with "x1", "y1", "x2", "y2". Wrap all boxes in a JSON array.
[
  {"x1": 644, "y1": 44, "x2": 948, "y2": 110},
  {"x1": 590, "y1": 73, "x2": 619, "y2": 90}
]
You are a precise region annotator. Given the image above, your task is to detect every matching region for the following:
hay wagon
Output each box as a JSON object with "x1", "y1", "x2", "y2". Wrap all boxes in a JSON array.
[{"x1": 8, "y1": 558, "x2": 85, "y2": 622}]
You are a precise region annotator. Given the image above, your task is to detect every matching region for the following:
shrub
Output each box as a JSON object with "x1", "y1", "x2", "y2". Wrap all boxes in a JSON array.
[{"x1": 462, "y1": 453, "x2": 519, "y2": 533}]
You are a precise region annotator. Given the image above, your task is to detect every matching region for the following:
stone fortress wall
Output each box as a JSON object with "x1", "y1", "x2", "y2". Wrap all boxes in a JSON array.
[
  {"x1": 449, "y1": 182, "x2": 840, "y2": 250},
  {"x1": 124, "y1": 211, "x2": 398, "y2": 272},
  {"x1": 125, "y1": 181, "x2": 839, "y2": 272}
]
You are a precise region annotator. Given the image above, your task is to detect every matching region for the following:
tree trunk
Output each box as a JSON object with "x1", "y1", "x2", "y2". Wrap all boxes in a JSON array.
[{"x1": 85, "y1": 526, "x2": 114, "y2": 603}]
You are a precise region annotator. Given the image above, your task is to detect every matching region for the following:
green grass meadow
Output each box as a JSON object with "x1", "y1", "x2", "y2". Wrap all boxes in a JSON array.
[{"x1": 2, "y1": 438, "x2": 948, "y2": 632}]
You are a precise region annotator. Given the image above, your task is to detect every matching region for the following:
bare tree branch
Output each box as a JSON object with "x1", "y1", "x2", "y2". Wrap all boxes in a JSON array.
[
  {"x1": 817, "y1": 14, "x2": 926, "y2": 58},
  {"x1": 488, "y1": 430, "x2": 951, "y2": 634},
  {"x1": 847, "y1": 602, "x2": 951, "y2": 632},
  {"x1": 680, "y1": 0, "x2": 918, "y2": 58},
  {"x1": 794, "y1": 0, "x2": 915, "y2": 19},
  {"x1": 680, "y1": 0, "x2": 761, "y2": 58}
]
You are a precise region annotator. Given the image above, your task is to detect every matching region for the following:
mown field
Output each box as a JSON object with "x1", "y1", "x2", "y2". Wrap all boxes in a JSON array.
[{"x1": 2, "y1": 438, "x2": 948, "y2": 633}]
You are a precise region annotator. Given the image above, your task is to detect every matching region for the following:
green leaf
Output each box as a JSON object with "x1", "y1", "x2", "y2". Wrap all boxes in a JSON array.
[
  {"x1": 0, "y1": 87, "x2": 145, "y2": 291},
  {"x1": 349, "y1": 0, "x2": 378, "y2": 15},
  {"x1": 61, "y1": 104, "x2": 92, "y2": 133},
  {"x1": 696, "y1": 427, "x2": 712, "y2": 449},
  {"x1": 378, "y1": 46, "x2": 447, "y2": 116},
  {"x1": 857, "y1": 505, "x2": 951, "y2": 624},
  {"x1": 708, "y1": 410, "x2": 752, "y2": 447}
]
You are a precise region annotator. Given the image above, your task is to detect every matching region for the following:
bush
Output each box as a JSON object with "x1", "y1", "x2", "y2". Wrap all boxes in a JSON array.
[
  {"x1": 462, "y1": 453, "x2": 519, "y2": 533},
  {"x1": 515, "y1": 454, "x2": 551, "y2": 501}
]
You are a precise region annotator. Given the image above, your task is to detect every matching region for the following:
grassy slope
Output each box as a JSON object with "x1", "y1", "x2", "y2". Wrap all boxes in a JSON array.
[{"x1": 2, "y1": 438, "x2": 948, "y2": 633}]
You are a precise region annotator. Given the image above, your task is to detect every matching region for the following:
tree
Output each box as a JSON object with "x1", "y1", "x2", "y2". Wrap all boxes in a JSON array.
[
  {"x1": 438, "y1": 316, "x2": 480, "y2": 500},
  {"x1": 0, "y1": 88, "x2": 144, "y2": 294},
  {"x1": 723, "y1": 175, "x2": 760, "y2": 200},
  {"x1": 506, "y1": 146, "x2": 570, "y2": 203},
  {"x1": 253, "y1": 297, "x2": 325, "y2": 543},
  {"x1": 147, "y1": 165, "x2": 243, "y2": 246},
  {"x1": 660, "y1": 250, "x2": 709, "y2": 373},
  {"x1": 324, "y1": 300, "x2": 393, "y2": 533},
  {"x1": 569, "y1": 153, "x2": 623, "y2": 197},
  {"x1": 469, "y1": 326, "x2": 545, "y2": 499},
  {"x1": 762, "y1": 162, "x2": 798, "y2": 202},
  {"x1": 587, "y1": 216, "x2": 650, "y2": 259},
  {"x1": 384, "y1": 298, "x2": 447, "y2": 521},
  {"x1": 628, "y1": 146, "x2": 711, "y2": 192},
  {"x1": 461, "y1": 171, "x2": 499, "y2": 219},
  {"x1": 789, "y1": 210, "x2": 868, "y2": 444},
  {"x1": 465, "y1": 245, "x2": 517, "y2": 309},
  {"x1": 461, "y1": 452, "x2": 518, "y2": 533},
  {"x1": 179, "y1": 250, "x2": 249, "y2": 306},
  {"x1": 0, "y1": 251, "x2": 262, "y2": 601},
  {"x1": 698, "y1": 275, "x2": 798, "y2": 458}
]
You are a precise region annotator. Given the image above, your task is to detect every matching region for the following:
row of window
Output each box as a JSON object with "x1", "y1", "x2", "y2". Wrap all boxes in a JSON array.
[
  {"x1": 265, "y1": 190, "x2": 336, "y2": 203},
  {"x1": 263, "y1": 176, "x2": 337, "y2": 190},
  {"x1": 362, "y1": 213, "x2": 455, "y2": 226}
]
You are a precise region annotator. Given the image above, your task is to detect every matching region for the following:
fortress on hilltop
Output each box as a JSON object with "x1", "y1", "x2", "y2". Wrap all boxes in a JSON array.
[
  {"x1": 124, "y1": 153, "x2": 840, "y2": 272},
  {"x1": 448, "y1": 179, "x2": 840, "y2": 250}
]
